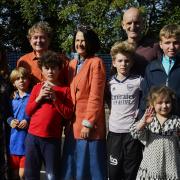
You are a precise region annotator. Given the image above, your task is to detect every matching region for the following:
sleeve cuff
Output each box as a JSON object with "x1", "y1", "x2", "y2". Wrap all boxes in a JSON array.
[
  {"x1": 82, "y1": 119, "x2": 93, "y2": 128},
  {"x1": 7, "y1": 117, "x2": 14, "y2": 125}
]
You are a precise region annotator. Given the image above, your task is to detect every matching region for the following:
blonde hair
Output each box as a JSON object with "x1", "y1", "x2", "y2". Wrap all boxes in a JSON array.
[
  {"x1": 10, "y1": 67, "x2": 30, "y2": 84},
  {"x1": 27, "y1": 21, "x2": 53, "y2": 39},
  {"x1": 110, "y1": 41, "x2": 135, "y2": 61},
  {"x1": 147, "y1": 86, "x2": 176, "y2": 112},
  {"x1": 110, "y1": 41, "x2": 135, "y2": 76},
  {"x1": 159, "y1": 24, "x2": 180, "y2": 41}
]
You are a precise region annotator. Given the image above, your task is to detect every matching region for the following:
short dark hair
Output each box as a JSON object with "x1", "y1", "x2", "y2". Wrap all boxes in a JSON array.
[
  {"x1": 72, "y1": 25, "x2": 101, "y2": 56},
  {"x1": 38, "y1": 50, "x2": 63, "y2": 70}
]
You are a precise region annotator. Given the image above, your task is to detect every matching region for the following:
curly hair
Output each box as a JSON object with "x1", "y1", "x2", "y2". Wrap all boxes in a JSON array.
[
  {"x1": 147, "y1": 86, "x2": 177, "y2": 114},
  {"x1": 38, "y1": 50, "x2": 64, "y2": 70},
  {"x1": 27, "y1": 21, "x2": 53, "y2": 40},
  {"x1": 110, "y1": 41, "x2": 135, "y2": 76}
]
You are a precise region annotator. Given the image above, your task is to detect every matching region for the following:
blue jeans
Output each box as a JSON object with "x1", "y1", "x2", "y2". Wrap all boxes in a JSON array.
[
  {"x1": 61, "y1": 132, "x2": 107, "y2": 180},
  {"x1": 25, "y1": 133, "x2": 61, "y2": 180}
]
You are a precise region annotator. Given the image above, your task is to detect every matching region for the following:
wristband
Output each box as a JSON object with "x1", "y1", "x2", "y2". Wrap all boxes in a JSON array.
[{"x1": 82, "y1": 119, "x2": 93, "y2": 128}]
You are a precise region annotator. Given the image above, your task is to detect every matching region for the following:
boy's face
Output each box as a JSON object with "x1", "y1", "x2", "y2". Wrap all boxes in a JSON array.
[
  {"x1": 42, "y1": 66, "x2": 60, "y2": 84},
  {"x1": 13, "y1": 76, "x2": 30, "y2": 92},
  {"x1": 29, "y1": 31, "x2": 50, "y2": 54},
  {"x1": 160, "y1": 36, "x2": 180, "y2": 58},
  {"x1": 113, "y1": 53, "x2": 133, "y2": 76}
]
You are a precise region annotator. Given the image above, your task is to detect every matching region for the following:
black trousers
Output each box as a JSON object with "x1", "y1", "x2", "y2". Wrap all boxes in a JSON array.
[
  {"x1": 107, "y1": 132, "x2": 143, "y2": 180},
  {"x1": 25, "y1": 133, "x2": 61, "y2": 180}
]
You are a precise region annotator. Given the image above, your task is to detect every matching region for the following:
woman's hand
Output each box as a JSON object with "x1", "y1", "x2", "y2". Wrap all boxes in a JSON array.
[{"x1": 80, "y1": 126, "x2": 90, "y2": 139}]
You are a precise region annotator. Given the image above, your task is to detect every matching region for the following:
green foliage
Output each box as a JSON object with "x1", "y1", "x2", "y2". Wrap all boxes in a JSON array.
[
  {"x1": 0, "y1": 0, "x2": 180, "y2": 52},
  {"x1": 161, "y1": 6, "x2": 180, "y2": 25}
]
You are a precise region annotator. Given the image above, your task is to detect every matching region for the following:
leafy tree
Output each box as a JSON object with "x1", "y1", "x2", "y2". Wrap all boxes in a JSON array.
[
  {"x1": 0, "y1": 0, "x2": 180, "y2": 53},
  {"x1": 0, "y1": 0, "x2": 30, "y2": 51}
]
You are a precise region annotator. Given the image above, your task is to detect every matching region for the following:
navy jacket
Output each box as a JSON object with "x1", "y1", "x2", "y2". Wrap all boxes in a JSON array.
[{"x1": 138, "y1": 55, "x2": 180, "y2": 118}]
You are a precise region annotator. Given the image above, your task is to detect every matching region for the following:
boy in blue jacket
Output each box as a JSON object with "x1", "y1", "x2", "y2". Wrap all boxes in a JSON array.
[
  {"x1": 139, "y1": 24, "x2": 180, "y2": 118},
  {"x1": 7, "y1": 67, "x2": 31, "y2": 180}
]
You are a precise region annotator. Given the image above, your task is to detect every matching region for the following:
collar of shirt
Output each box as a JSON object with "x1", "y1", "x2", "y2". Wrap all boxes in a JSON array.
[
  {"x1": 162, "y1": 55, "x2": 175, "y2": 74},
  {"x1": 75, "y1": 53, "x2": 85, "y2": 73},
  {"x1": 113, "y1": 74, "x2": 130, "y2": 83},
  {"x1": 15, "y1": 91, "x2": 30, "y2": 100},
  {"x1": 32, "y1": 51, "x2": 39, "y2": 60}
]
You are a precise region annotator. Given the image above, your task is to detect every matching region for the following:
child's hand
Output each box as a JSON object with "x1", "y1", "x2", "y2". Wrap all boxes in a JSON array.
[
  {"x1": 136, "y1": 107, "x2": 154, "y2": 131},
  {"x1": 143, "y1": 107, "x2": 154, "y2": 124},
  {"x1": 50, "y1": 89, "x2": 56, "y2": 101},
  {"x1": 10, "y1": 119, "x2": 19, "y2": 128},
  {"x1": 80, "y1": 127, "x2": 90, "y2": 139},
  {"x1": 35, "y1": 83, "x2": 52, "y2": 103},
  {"x1": 18, "y1": 120, "x2": 28, "y2": 129}
]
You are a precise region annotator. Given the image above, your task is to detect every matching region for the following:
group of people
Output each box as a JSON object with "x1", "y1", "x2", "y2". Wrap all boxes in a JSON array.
[
  {"x1": 0, "y1": 6, "x2": 180, "y2": 180},
  {"x1": 107, "y1": 23, "x2": 180, "y2": 180}
]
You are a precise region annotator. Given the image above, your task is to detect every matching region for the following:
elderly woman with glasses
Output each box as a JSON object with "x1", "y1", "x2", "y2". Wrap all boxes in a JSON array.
[{"x1": 17, "y1": 21, "x2": 69, "y2": 87}]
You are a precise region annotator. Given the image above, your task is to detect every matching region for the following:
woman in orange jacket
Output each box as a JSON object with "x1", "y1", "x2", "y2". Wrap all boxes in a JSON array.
[{"x1": 61, "y1": 25, "x2": 107, "y2": 180}]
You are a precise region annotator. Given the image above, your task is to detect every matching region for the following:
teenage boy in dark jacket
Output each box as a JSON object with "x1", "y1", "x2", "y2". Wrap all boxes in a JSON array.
[{"x1": 138, "y1": 24, "x2": 180, "y2": 118}]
